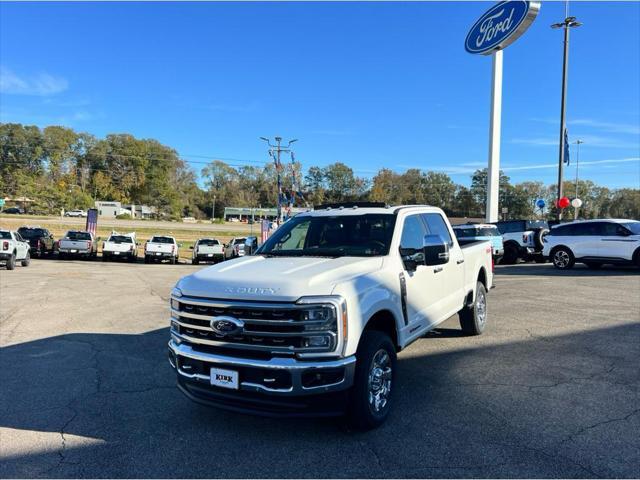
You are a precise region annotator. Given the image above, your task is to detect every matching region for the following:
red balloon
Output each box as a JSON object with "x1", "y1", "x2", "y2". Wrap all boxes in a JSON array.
[{"x1": 558, "y1": 197, "x2": 571, "y2": 209}]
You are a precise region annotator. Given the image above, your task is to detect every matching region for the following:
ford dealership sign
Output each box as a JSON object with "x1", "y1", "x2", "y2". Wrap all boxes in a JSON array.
[{"x1": 465, "y1": 1, "x2": 541, "y2": 55}]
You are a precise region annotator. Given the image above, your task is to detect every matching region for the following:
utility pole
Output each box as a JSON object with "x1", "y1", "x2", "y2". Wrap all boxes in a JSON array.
[
  {"x1": 552, "y1": 7, "x2": 582, "y2": 220},
  {"x1": 260, "y1": 136, "x2": 297, "y2": 225}
]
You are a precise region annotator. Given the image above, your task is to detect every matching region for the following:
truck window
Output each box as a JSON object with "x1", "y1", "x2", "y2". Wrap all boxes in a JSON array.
[
  {"x1": 67, "y1": 232, "x2": 91, "y2": 241},
  {"x1": 259, "y1": 214, "x2": 396, "y2": 257},
  {"x1": 400, "y1": 215, "x2": 427, "y2": 249},
  {"x1": 199, "y1": 239, "x2": 220, "y2": 246},
  {"x1": 109, "y1": 235, "x2": 133, "y2": 243},
  {"x1": 422, "y1": 213, "x2": 453, "y2": 246},
  {"x1": 150, "y1": 237, "x2": 173, "y2": 243}
]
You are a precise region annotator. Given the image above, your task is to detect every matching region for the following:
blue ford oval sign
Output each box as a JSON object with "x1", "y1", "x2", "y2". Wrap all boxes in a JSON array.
[{"x1": 465, "y1": 1, "x2": 541, "y2": 55}]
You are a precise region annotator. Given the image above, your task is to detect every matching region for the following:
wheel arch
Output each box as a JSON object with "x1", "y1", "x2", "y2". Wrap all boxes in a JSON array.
[{"x1": 363, "y1": 309, "x2": 399, "y2": 351}]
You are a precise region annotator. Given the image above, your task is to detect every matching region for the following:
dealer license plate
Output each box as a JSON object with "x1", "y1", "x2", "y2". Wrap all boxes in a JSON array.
[{"x1": 210, "y1": 368, "x2": 239, "y2": 390}]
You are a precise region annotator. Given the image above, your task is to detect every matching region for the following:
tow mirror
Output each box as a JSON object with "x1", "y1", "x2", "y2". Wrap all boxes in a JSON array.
[{"x1": 423, "y1": 234, "x2": 449, "y2": 266}]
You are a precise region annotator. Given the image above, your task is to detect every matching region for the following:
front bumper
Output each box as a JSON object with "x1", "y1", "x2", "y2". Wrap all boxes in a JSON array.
[{"x1": 168, "y1": 340, "x2": 356, "y2": 416}]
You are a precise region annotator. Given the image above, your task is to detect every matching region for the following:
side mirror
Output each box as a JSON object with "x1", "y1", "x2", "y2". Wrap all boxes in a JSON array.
[
  {"x1": 189, "y1": 246, "x2": 194, "y2": 250},
  {"x1": 423, "y1": 234, "x2": 449, "y2": 266},
  {"x1": 618, "y1": 229, "x2": 631, "y2": 237}
]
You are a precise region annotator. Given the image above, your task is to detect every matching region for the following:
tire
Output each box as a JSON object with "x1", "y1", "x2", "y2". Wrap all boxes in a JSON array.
[
  {"x1": 633, "y1": 249, "x2": 640, "y2": 268},
  {"x1": 21, "y1": 251, "x2": 30, "y2": 267},
  {"x1": 171, "y1": 256, "x2": 177, "y2": 265},
  {"x1": 551, "y1": 246, "x2": 575, "y2": 270},
  {"x1": 501, "y1": 243, "x2": 519, "y2": 265},
  {"x1": 459, "y1": 281, "x2": 488, "y2": 336},
  {"x1": 192, "y1": 258, "x2": 199, "y2": 265},
  {"x1": 533, "y1": 228, "x2": 549, "y2": 251},
  {"x1": 6, "y1": 253, "x2": 16, "y2": 270},
  {"x1": 348, "y1": 330, "x2": 396, "y2": 430},
  {"x1": 585, "y1": 262, "x2": 603, "y2": 269},
  {"x1": 144, "y1": 256, "x2": 149, "y2": 264}
]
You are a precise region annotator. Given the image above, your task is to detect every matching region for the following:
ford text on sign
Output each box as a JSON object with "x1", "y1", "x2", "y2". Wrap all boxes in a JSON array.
[{"x1": 465, "y1": 1, "x2": 540, "y2": 55}]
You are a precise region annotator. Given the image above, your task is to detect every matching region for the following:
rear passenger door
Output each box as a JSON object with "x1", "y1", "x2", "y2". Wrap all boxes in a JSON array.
[
  {"x1": 570, "y1": 223, "x2": 600, "y2": 258},
  {"x1": 421, "y1": 213, "x2": 465, "y2": 319}
]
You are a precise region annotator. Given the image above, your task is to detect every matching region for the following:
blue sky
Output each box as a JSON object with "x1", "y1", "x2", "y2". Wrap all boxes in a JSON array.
[{"x1": 1, "y1": 1, "x2": 639, "y2": 188}]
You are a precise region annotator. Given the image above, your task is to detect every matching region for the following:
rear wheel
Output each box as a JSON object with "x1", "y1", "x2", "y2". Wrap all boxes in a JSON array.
[
  {"x1": 6, "y1": 253, "x2": 16, "y2": 270},
  {"x1": 551, "y1": 247, "x2": 575, "y2": 270},
  {"x1": 459, "y1": 281, "x2": 488, "y2": 336},
  {"x1": 21, "y1": 251, "x2": 30, "y2": 267},
  {"x1": 501, "y1": 243, "x2": 519, "y2": 265},
  {"x1": 348, "y1": 331, "x2": 396, "y2": 430}
]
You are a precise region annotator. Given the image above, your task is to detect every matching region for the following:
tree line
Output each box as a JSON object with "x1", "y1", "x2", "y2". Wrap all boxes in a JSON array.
[{"x1": 1, "y1": 122, "x2": 638, "y2": 220}]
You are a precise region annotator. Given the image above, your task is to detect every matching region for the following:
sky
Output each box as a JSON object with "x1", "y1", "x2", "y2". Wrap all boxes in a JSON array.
[{"x1": 1, "y1": 1, "x2": 639, "y2": 189}]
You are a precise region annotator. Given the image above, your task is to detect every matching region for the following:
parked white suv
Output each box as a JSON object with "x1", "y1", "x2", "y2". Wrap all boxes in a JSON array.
[
  {"x1": 64, "y1": 209, "x2": 87, "y2": 217},
  {"x1": 168, "y1": 204, "x2": 494, "y2": 428},
  {"x1": 543, "y1": 219, "x2": 640, "y2": 269},
  {"x1": 0, "y1": 230, "x2": 31, "y2": 270}
]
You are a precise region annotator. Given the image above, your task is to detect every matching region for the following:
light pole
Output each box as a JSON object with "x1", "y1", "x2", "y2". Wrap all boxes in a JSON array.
[
  {"x1": 260, "y1": 136, "x2": 298, "y2": 225},
  {"x1": 552, "y1": 12, "x2": 582, "y2": 220},
  {"x1": 574, "y1": 139, "x2": 583, "y2": 220}
]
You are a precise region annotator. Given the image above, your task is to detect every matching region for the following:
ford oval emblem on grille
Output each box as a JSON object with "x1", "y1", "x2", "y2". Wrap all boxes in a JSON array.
[{"x1": 210, "y1": 316, "x2": 244, "y2": 336}]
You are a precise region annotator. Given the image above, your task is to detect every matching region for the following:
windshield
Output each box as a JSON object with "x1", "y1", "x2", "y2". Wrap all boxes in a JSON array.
[
  {"x1": 258, "y1": 213, "x2": 396, "y2": 257},
  {"x1": 66, "y1": 231, "x2": 91, "y2": 241},
  {"x1": 0, "y1": 231, "x2": 11, "y2": 239},
  {"x1": 623, "y1": 222, "x2": 640, "y2": 235},
  {"x1": 18, "y1": 228, "x2": 46, "y2": 238},
  {"x1": 199, "y1": 239, "x2": 220, "y2": 246},
  {"x1": 150, "y1": 236, "x2": 174, "y2": 243},
  {"x1": 109, "y1": 235, "x2": 133, "y2": 243}
]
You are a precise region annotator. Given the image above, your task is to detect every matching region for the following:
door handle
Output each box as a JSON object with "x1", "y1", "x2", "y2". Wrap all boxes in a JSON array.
[
  {"x1": 456, "y1": 259, "x2": 465, "y2": 264},
  {"x1": 434, "y1": 266, "x2": 443, "y2": 273}
]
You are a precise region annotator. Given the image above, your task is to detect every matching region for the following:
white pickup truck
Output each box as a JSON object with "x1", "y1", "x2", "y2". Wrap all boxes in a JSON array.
[
  {"x1": 168, "y1": 204, "x2": 494, "y2": 428},
  {"x1": 102, "y1": 232, "x2": 138, "y2": 262},
  {"x1": 145, "y1": 235, "x2": 179, "y2": 264},
  {"x1": 0, "y1": 230, "x2": 31, "y2": 270},
  {"x1": 58, "y1": 230, "x2": 98, "y2": 259},
  {"x1": 191, "y1": 238, "x2": 224, "y2": 265}
]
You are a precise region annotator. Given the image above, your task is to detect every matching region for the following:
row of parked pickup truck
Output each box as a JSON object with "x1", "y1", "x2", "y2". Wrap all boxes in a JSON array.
[{"x1": 0, "y1": 225, "x2": 259, "y2": 266}]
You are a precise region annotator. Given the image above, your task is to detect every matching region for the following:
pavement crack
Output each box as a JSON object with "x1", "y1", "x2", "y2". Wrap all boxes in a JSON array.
[{"x1": 559, "y1": 408, "x2": 640, "y2": 445}]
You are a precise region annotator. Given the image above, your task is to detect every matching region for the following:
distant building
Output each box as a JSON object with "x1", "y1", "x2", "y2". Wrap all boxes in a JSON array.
[
  {"x1": 223, "y1": 206, "x2": 310, "y2": 222},
  {"x1": 95, "y1": 201, "x2": 125, "y2": 218},
  {"x1": 123, "y1": 204, "x2": 156, "y2": 219}
]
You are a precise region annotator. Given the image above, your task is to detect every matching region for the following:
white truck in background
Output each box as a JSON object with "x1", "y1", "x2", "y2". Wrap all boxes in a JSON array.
[
  {"x1": 191, "y1": 238, "x2": 224, "y2": 265},
  {"x1": 168, "y1": 204, "x2": 494, "y2": 429},
  {"x1": 102, "y1": 232, "x2": 138, "y2": 262},
  {"x1": 145, "y1": 235, "x2": 179, "y2": 264}
]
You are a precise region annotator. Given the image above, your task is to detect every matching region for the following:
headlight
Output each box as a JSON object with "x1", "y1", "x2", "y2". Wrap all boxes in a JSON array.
[
  {"x1": 171, "y1": 287, "x2": 183, "y2": 298},
  {"x1": 296, "y1": 296, "x2": 348, "y2": 355}
]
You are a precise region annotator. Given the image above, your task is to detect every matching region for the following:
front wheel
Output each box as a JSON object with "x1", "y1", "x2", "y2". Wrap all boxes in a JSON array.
[
  {"x1": 348, "y1": 330, "x2": 396, "y2": 430},
  {"x1": 501, "y1": 244, "x2": 519, "y2": 265},
  {"x1": 21, "y1": 251, "x2": 30, "y2": 267},
  {"x1": 459, "y1": 281, "x2": 488, "y2": 336},
  {"x1": 552, "y1": 247, "x2": 575, "y2": 270}
]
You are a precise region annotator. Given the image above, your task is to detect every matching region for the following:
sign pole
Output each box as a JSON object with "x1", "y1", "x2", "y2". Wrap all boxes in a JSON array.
[{"x1": 486, "y1": 49, "x2": 503, "y2": 223}]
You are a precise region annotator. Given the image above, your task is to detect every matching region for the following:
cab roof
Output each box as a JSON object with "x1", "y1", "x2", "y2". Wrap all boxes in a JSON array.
[{"x1": 301, "y1": 204, "x2": 440, "y2": 217}]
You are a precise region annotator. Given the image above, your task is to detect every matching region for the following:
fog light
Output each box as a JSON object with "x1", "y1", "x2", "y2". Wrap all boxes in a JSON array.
[{"x1": 305, "y1": 336, "x2": 329, "y2": 347}]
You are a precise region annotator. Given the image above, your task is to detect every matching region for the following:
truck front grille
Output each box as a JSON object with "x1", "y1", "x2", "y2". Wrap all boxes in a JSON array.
[{"x1": 171, "y1": 296, "x2": 338, "y2": 355}]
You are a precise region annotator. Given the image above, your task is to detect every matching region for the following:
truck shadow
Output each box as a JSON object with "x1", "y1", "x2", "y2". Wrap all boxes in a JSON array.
[{"x1": 1, "y1": 323, "x2": 638, "y2": 478}]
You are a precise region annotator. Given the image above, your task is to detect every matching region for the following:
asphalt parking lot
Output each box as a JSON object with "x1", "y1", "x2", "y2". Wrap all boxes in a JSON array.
[{"x1": 1, "y1": 259, "x2": 639, "y2": 478}]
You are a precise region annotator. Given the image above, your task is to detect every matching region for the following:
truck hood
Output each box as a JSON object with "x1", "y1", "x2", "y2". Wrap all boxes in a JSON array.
[{"x1": 176, "y1": 255, "x2": 384, "y2": 302}]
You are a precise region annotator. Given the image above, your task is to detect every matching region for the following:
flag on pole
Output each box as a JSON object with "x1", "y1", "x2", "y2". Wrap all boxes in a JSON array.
[
  {"x1": 86, "y1": 208, "x2": 98, "y2": 236},
  {"x1": 261, "y1": 220, "x2": 270, "y2": 243},
  {"x1": 564, "y1": 128, "x2": 570, "y2": 165}
]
